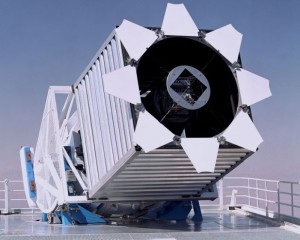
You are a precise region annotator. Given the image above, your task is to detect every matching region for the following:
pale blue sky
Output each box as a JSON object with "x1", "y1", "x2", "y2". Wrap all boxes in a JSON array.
[{"x1": 0, "y1": 0, "x2": 299, "y2": 181}]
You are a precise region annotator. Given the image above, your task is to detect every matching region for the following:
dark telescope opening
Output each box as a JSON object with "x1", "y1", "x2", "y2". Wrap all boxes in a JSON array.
[{"x1": 136, "y1": 37, "x2": 239, "y2": 138}]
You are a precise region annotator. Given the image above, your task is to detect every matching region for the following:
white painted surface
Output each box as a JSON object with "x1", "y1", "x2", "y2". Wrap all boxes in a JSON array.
[
  {"x1": 116, "y1": 19, "x2": 157, "y2": 60},
  {"x1": 223, "y1": 111, "x2": 263, "y2": 152},
  {"x1": 133, "y1": 111, "x2": 174, "y2": 152},
  {"x1": 161, "y1": 3, "x2": 199, "y2": 36},
  {"x1": 205, "y1": 24, "x2": 242, "y2": 64},
  {"x1": 103, "y1": 65, "x2": 141, "y2": 104},
  {"x1": 181, "y1": 138, "x2": 219, "y2": 173},
  {"x1": 236, "y1": 69, "x2": 272, "y2": 106}
]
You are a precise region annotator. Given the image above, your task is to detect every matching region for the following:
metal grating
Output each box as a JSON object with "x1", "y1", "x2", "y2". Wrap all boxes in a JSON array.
[{"x1": 89, "y1": 147, "x2": 251, "y2": 201}]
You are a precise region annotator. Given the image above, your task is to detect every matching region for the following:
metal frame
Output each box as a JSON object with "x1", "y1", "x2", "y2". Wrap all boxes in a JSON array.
[{"x1": 34, "y1": 86, "x2": 93, "y2": 213}]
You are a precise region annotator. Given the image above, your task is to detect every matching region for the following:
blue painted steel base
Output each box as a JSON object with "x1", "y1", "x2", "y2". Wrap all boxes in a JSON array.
[
  {"x1": 144, "y1": 200, "x2": 201, "y2": 221},
  {"x1": 59, "y1": 204, "x2": 106, "y2": 225},
  {"x1": 41, "y1": 213, "x2": 48, "y2": 222},
  {"x1": 191, "y1": 200, "x2": 203, "y2": 222},
  {"x1": 44, "y1": 201, "x2": 202, "y2": 224}
]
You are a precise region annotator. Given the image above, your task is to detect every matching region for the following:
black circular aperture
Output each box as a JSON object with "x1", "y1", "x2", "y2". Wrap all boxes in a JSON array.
[{"x1": 136, "y1": 37, "x2": 239, "y2": 138}]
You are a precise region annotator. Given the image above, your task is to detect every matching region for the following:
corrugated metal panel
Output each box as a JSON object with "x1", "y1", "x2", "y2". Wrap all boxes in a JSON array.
[
  {"x1": 74, "y1": 33, "x2": 135, "y2": 189},
  {"x1": 89, "y1": 147, "x2": 251, "y2": 201},
  {"x1": 77, "y1": 82, "x2": 99, "y2": 186}
]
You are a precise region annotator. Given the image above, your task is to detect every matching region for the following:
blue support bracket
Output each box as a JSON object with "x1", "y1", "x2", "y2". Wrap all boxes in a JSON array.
[
  {"x1": 144, "y1": 200, "x2": 203, "y2": 222},
  {"x1": 59, "y1": 204, "x2": 106, "y2": 225},
  {"x1": 41, "y1": 213, "x2": 48, "y2": 222},
  {"x1": 191, "y1": 200, "x2": 203, "y2": 222},
  {"x1": 145, "y1": 201, "x2": 192, "y2": 221}
]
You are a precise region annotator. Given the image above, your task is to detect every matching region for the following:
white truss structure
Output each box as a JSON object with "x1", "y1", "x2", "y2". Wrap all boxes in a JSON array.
[{"x1": 34, "y1": 87, "x2": 90, "y2": 213}]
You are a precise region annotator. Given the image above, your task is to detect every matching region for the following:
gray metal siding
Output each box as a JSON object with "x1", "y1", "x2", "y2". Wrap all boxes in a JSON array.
[
  {"x1": 74, "y1": 33, "x2": 135, "y2": 189},
  {"x1": 89, "y1": 148, "x2": 250, "y2": 201}
]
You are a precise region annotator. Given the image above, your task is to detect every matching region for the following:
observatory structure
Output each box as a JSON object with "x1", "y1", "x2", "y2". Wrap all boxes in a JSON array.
[{"x1": 20, "y1": 3, "x2": 271, "y2": 224}]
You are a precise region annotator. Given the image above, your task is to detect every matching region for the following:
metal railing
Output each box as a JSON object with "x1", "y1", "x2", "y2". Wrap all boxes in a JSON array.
[
  {"x1": 277, "y1": 181, "x2": 300, "y2": 223},
  {"x1": 224, "y1": 177, "x2": 279, "y2": 211},
  {"x1": 219, "y1": 177, "x2": 300, "y2": 223},
  {"x1": 0, "y1": 179, "x2": 38, "y2": 214},
  {"x1": 1, "y1": 177, "x2": 300, "y2": 224}
]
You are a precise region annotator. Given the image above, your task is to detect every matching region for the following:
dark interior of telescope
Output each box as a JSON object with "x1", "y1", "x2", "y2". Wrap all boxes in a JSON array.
[{"x1": 136, "y1": 37, "x2": 239, "y2": 138}]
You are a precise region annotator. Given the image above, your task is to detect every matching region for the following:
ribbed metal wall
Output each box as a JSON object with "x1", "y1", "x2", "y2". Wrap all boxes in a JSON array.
[
  {"x1": 89, "y1": 148, "x2": 251, "y2": 201},
  {"x1": 74, "y1": 33, "x2": 135, "y2": 189}
]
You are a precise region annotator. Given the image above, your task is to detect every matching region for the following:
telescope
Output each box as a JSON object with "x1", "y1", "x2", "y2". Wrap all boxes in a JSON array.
[{"x1": 20, "y1": 3, "x2": 271, "y2": 224}]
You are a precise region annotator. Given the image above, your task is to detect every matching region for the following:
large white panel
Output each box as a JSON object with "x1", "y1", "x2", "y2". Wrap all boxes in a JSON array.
[
  {"x1": 103, "y1": 47, "x2": 126, "y2": 159},
  {"x1": 103, "y1": 65, "x2": 141, "y2": 105},
  {"x1": 100, "y1": 52, "x2": 121, "y2": 162},
  {"x1": 205, "y1": 24, "x2": 242, "y2": 64},
  {"x1": 94, "y1": 61, "x2": 115, "y2": 171},
  {"x1": 181, "y1": 138, "x2": 219, "y2": 173},
  {"x1": 107, "y1": 43, "x2": 128, "y2": 155},
  {"x1": 223, "y1": 111, "x2": 263, "y2": 152},
  {"x1": 74, "y1": 88, "x2": 92, "y2": 188},
  {"x1": 86, "y1": 71, "x2": 107, "y2": 178},
  {"x1": 77, "y1": 82, "x2": 99, "y2": 186},
  {"x1": 237, "y1": 69, "x2": 272, "y2": 106},
  {"x1": 161, "y1": 3, "x2": 199, "y2": 36},
  {"x1": 133, "y1": 111, "x2": 174, "y2": 152},
  {"x1": 116, "y1": 19, "x2": 157, "y2": 60},
  {"x1": 111, "y1": 38, "x2": 135, "y2": 150}
]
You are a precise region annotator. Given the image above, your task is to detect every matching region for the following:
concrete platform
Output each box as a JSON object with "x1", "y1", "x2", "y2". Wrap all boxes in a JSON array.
[{"x1": 0, "y1": 210, "x2": 300, "y2": 240}]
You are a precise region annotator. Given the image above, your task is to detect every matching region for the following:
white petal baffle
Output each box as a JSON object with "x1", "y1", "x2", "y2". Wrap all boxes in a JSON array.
[
  {"x1": 181, "y1": 138, "x2": 219, "y2": 173},
  {"x1": 116, "y1": 19, "x2": 157, "y2": 60},
  {"x1": 236, "y1": 69, "x2": 272, "y2": 106},
  {"x1": 205, "y1": 24, "x2": 242, "y2": 64},
  {"x1": 223, "y1": 111, "x2": 263, "y2": 152},
  {"x1": 161, "y1": 3, "x2": 199, "y2": 37},
  {"x1": 133, "y1": 111, "x2": 174, "y2": 152},
  {"x1": 103, "y1": 65, "x2": 141, "y2": 104}
]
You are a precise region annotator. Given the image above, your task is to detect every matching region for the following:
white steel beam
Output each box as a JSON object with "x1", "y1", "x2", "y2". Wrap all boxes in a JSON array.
[{"x1": 62, "y1": 148, "x2": 87, "y2": 191}]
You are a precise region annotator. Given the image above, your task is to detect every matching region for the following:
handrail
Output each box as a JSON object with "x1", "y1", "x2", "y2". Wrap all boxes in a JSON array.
[
  {"x1": 225, "y1": 176, "x2": 279, "y2": 183},
  {"x1": 1, "y1": 176, "x2": 300, "y2": 224},
  {"x1": 226, "y1": 185, "x2": 278, "y2": 193},
  {"x1": 225, "y1": 194, "x2": 277, "y2": 204},
  {"x1": 280, "y1": 181, "x2": 300, "y2": 184},
  {"x1": 0, "y1": 179, "x2": 38, "y2": 214},
  {"x1": 221, "y1": 177, "x2": 300, "y2": 223}
]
